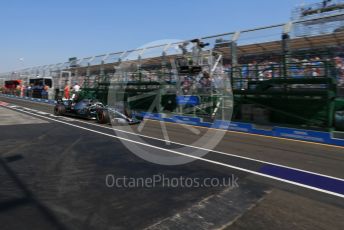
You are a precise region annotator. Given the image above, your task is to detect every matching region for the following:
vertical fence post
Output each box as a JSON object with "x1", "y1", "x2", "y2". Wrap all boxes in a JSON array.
[
  {"x1": 282, "y1": 22, "x2": 293, "y2": 78},
  {"x1": 231, "y1": 31, "x2": 241, "y2": 88}
]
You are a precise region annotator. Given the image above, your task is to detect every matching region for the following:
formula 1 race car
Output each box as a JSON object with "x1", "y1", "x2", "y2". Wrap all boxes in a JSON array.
[
  {"x1": 54, "y1": 98, "x2": 140, "y2": 125},
  {"x1": 54, "y1": 98, "x2": 104, "y2": 119}
]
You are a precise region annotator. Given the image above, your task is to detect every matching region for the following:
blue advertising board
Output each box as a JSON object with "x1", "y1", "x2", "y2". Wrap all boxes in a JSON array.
[{"x1": 176, "y1": 96, "x2": 200, "y2": 106}]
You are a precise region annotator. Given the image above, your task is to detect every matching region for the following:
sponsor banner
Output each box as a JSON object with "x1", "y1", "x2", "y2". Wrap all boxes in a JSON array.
[
  {"x1": 212, "y1": 120, "x2": 232, "y2": 129},
  {"x1": 213, "y1": 120, "x2": 253, "y2": 132},
  {"x1": 251, "y1": 127, "x2": 274, "y2": 136},
  {"x1": 140, "y1": 112, "x2": 164, "y2": 120},
  {"x1": 176, "y1": 96, "x2": 200, "y2": 106},
  {"x1": 172, "y1": 115, "x2": 202, "y2": 125},
  {"x1": 330, "y1": 138, "x2": 344, "y2": 146},
  {"x1": 197, "y1": 122, "x2": 212, "y2": 128},
  {"x1": 162, "y1": 116, "x2": 211, "y2": 127},
  {"x1": 162, "y1": 118, "x2": 176, "y2": 123},
  {"x1": 274, "y1": 127, "x2": 330, "y2": 143}
]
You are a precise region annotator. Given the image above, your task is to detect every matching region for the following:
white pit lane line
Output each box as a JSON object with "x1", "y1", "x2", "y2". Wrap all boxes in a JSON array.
[
  {"x1": 20, "y1": 106, "x2": 50, "y2": 116},
  {"x1": 4, "y1": 105, "x2": 344, "y2": 198}
]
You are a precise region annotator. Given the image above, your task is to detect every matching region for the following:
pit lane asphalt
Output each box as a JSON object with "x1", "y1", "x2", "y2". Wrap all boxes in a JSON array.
[
  {"x1": 0, "y1": 105, "x2": 269, "y2": 230},
  {"x1": 1, "y1": 96, "x2": 344, "y2": 230}
]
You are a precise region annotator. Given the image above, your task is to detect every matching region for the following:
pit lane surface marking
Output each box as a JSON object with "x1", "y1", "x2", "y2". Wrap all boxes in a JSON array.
[
  {"x1": 3, "y1": 104, "x2": 344, "y2": 198},
  {"x1": 4, "y1": 104, "x2": 344, "y2": 182}
]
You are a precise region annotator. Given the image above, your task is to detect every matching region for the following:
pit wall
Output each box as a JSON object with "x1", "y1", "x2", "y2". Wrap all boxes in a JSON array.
[{"x1": 1, "y1": 94, "x2": 343, "y2": 147}]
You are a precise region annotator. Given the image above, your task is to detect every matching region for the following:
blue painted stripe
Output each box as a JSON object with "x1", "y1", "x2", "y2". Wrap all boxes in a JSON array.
[{"x1": 260, "y1": 165, "x2": 344, "y2": 195}]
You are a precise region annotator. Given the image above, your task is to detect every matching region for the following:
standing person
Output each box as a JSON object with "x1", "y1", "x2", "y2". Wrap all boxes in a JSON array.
[
  {"x1": 72, "y1": 82, "x2": 80, "y2": 92},
  {"x1": 20, "y1": 84, "x2": 25, "y2": 97},
  {"x1": 334, "y1": 57, "x2": 344, "y2": 87},
  {"x1": 71, "y1": 82, "x2": 80, "y2": 100},
  {"x1": 64, "y1": 83, "x2": 70, "y2": 99},
  {"x1": 16, "y1": 84, "x2": 21, "y2": 96},
  {"x1": 28, "y1": 83, "x2": 33, "y2": 97},
  {"x1": 42, "y1": 84, "x2": 49, "y2": 99},
  {"x1": 182, "y1": 76, "x2": 192, "y2": 95},
  {"x1": 199, "y1": 71, "x2": 211, "y2": 93}
]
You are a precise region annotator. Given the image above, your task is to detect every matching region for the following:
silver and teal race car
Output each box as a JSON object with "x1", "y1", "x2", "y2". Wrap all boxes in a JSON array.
[{"x1": 54, "y1": 98, "x2": 140, "y2": 125}]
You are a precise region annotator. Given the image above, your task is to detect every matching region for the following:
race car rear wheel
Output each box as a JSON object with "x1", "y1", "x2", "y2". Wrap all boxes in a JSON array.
[
  {"x1": 97, "y1": 110, "x2": 110, "y2": 124},
  {"x1": 54, "y1": 104, "x2": 66, "y2": 116}
]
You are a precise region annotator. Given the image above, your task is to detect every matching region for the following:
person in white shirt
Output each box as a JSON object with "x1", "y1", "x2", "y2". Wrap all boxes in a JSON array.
[
  {"x1": 71, "y1": 82, "x2": 81, "y2": 100},
  {"x1": 73, "y1": 82, "x2": 80, "y2": 92}
]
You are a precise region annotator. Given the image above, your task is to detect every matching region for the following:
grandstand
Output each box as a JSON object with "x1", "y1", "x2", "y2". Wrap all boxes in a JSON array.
[{"x1": 292, "y1": 0, "x2": 344, "y2": 35}]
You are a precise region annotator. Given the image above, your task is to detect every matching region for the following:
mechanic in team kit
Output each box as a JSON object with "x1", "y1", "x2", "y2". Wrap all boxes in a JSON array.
[{"x1": 63, "y1": 82, "x2": 70, "y2": 99}]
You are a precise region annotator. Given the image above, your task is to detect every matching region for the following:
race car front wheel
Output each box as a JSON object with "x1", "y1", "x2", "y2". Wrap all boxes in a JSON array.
[
  {"x1": 97, "y1": 110, "x2": 110, "y2": 124},
  {"x1": 54, "y1": 104, "x2": 66, "y2": 116}
]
